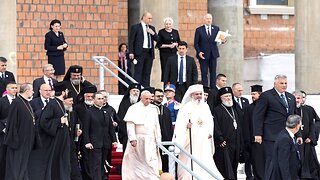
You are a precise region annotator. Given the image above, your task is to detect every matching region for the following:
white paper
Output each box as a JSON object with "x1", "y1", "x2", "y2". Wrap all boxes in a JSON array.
[{"x1": 215, "y1": 30, "x2": 232, "y2": 44}]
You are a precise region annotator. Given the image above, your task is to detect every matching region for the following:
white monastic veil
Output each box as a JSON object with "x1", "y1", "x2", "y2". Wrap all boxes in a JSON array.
[
  {"x1": 179, "y1": 84, "x2": 204, "y2": 109},
  {"x1": 173, "y1": 84, "x2": 223, "y2": 180}
]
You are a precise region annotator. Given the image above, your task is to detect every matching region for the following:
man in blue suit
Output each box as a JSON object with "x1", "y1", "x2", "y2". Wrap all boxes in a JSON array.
[
  {"x1": 194, "y1": 13, "x2": 224, "y2": 89},
  {"x1": 265, "y1": 114, "x2": 302, "y2": 180},
  {"x1": 129, "y1": 11, "x2": 159, "y2": 87},
  {"x1": 253, "y1": 74, "x2": 301, "y2": 178}
]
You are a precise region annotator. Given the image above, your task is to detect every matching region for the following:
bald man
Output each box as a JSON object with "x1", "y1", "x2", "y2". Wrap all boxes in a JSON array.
[
  {"x1": 128, "y1": 12, "x2": 160, "y2": 87},
  {"x1": 194, "y1": 14, "x2": 225, "y2": 89}
]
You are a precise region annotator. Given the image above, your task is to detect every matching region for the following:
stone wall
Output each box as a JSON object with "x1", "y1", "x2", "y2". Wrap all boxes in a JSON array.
[{"x1": 16, "y1": 0, "x2": 120, "y2": 93}]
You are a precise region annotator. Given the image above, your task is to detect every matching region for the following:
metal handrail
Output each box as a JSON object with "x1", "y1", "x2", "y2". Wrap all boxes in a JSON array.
[
  {"x1": 92, "y1": 56, "x2": 140, "y2": 89},
  {"x1": 157, "y1": 141, "x2": 223, "y2": 180}
]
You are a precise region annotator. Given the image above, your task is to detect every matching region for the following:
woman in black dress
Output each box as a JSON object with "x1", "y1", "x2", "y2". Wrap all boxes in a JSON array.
[
  {"x1": 157, "y1": 17, "x2": 181, "y2": 81},
  {"x1": 44, "y1": 19, "x2": 68, "y2": 79}
]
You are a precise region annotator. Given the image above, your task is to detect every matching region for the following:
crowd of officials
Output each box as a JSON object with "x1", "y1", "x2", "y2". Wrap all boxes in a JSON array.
[{"x1": 0, "y1": 10, "x2": 320, "y2": 180}]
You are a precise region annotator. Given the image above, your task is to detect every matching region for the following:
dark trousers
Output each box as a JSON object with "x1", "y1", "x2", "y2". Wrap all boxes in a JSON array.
[
  {"x1": 0, "y1": 134, "x2": 6, "y2": 179},
  {"x1": 245, "y1": 157, "x2": 253, "y2": 180},
  {"x1": 159, "y1": 51, "x2": 176, "y2": 82},
  {"x1": 70, "y1": 147, "x2": 82, "y2": 180},
  {"x1": 199, "y1": 55, "x2": 217, "y2": 89},
  {"x1": 175, "y1": 83, "x2": 187, "y2": 102},
  {"x1": 134, "y1": 49, "x2": 153, "y2": 87},
  {"x1": 83, "y1": 148, "x2": 110, "y2": 180},
  {"x1": 264, "y1": 140, "x2": 274, "y2": 179},
  {"x1": 251, "y1": 143, "x2": 265, "y2": 180},
  {"x1": 160, "y1": 146, "x2": 169, "y2": 172}
]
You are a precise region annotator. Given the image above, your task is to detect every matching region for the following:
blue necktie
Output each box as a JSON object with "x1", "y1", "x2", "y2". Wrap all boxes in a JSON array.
[
  {"x1": 146, "y1": 25, "x2": 151, "y2": 48},
  {"x1": 293, "y1": 137, "x2": 301, "y2": 160},
  {"x1": 207, "y1": 26, "x2": 211, "y2": 38},
  {"x1": 179, "y1": 57, "x2": 184, "y2": 84},
  {"x1": 280, "y1": 94, "x2": 289, "y2": 113}
]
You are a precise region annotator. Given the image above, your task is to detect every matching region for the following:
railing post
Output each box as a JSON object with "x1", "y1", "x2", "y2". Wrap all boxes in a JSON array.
[{"x1": 99, "y1": 57, "x2": 105, "y2": 90}]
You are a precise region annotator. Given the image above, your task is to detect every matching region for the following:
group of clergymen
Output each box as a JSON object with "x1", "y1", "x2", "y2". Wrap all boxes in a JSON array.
[
  {"x1": 0, "y1": 63, "x2": 120, "y2": 180},
  {"x1": 0, "y1": 59, "x2": 320, "y2": 180}
]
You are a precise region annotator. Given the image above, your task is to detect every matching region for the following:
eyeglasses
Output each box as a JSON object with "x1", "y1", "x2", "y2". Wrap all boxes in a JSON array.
[{"x1": 156, "y1": 95, "x2": 164, "y2": 98}]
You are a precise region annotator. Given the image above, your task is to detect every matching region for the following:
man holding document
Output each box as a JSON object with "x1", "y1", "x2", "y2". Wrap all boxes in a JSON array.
[{"x1": 194, "y1": 13, "x2": 227, "y2": 89}]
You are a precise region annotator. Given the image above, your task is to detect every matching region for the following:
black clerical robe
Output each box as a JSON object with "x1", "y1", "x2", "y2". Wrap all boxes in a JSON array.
[
  {"x1": 213, "y1": 104, "x2": 242, "y2": 180},
  {"x1": 74, "y1": 102, "x2": 92, "y2": 179},
  {"x1": 155, "y1": 103, "x2": 173, "y2": 172},
  {"x1": 67, "y1": 110, "x2": 83, "y2": 180},
  {"x1": 243, "y1": 102, "x2": 265, "y2": 180},
  {"x1": 39, "y1": 98, "x2": 71, "y2": 180},
  {"x1": 117, "y1": 97, "x2": 134, "y2": 152},
  {"x1": 4, "y1": 95, "x2": 37, "y2": 180},
  {"x1": 64, "y1": 80, "x2": 93, "y2": 100},
  {"x1": 297, "y1": 106, "x2": 320, "y2": 179},
  {"x1": 0, "y1": 96, "x2": 11, "y2": 179}
]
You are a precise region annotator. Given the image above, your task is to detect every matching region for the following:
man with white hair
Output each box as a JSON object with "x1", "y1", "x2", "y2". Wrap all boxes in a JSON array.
[
  {"x1": 292, "y1": 91, "x2": 320, "y2": 179},
  {"x1": 32, "y1": 64, "x2": 57, "y2": 98},
  {"x1": 194, "y1": 13, "x2": 225, "y2": 88},
  {"x1": 117, "y1": 83, "x2": 141, "y2": 153},
  {"x1": 174, "y1": 84, "x2": 223, "y2": 180},
  {"x1": 213, "y1": 86, "x2": 242, "y2": 179},
  {"x1": 253, "y1": 74, "x2": 298, "y2": 178},
  {"x1": 121, "y1": 90, "x2": 162, "y2": 179}
]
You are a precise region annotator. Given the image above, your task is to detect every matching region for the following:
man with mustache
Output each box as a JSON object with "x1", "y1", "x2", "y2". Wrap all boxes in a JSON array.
[
  {"x1": 213, "y1": 86, "x2": 243, "y2": 179},
  {"x1": 63, "y1": 65, "x2": 93, "y2": 99},
  {"x1": 174, "y1": 84, "x2": 223, "y2": 180},
  {"x1": 117, "y1": 83, "x2": 141, "y2": 153}
]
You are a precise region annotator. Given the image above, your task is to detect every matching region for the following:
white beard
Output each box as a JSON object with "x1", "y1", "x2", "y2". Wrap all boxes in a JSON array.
[
  {"x1": 222, "y1": 100, "x2": 233, "y2": 107},
  {"x1": 64, "y1": 105, "x2": 73, "y2": 112},
  {"x1": 84, "y1": 100, "x2": 94, "y2": 106},
  {"x1": 129, "y1": 95, "x2": 139, "y2": 104},
  {"x1": 296, "y1": 103, "x2": 301, "y2": 108},
  {"x1": 191, "y1": 98, "x2": 201, "y2": 105},
  {"x1": 71, "y1": 79, "x2": 81, "y2": 85}
]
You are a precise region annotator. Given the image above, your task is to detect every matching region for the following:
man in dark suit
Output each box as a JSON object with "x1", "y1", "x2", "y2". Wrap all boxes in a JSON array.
[
  {"x1": 232, "y1": 82, "x2": 250, "y2": 111},
  {"x1": 266, "y1": 114, "x2": 302, "y2": 180},
  {"x1": 0, "y1": 57, "x2": 16, "y2": 96},
  {"x1": 163, "y1": 41, "x2": 198, "y2": 102},
  {"x1": 128, "y1": 11, "x2": 159, "y2": 87},
  {"x1": 33, "y1": 64, "x2": 58, "y2": 98},
  {"x1": 0, "y1": 82, "x2": 18, "y2": 179},
  {"x1": 30, "y1": 84, "x2": 52, "y2": 120},
  {"x1": 194, "y1": 13, "x2": 225, "y2": 89},
  {"x1": 82, "y1": 92, "x2": 117, "y2": 180},
  {"x1": 28, "y1": 83, "x2": 55, "y2": 180},
  {"x1": 253, "y1": 74, "x2": 299, "y2": 178}
]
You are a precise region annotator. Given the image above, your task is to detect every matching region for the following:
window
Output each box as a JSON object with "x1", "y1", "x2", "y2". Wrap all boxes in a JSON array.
[
  {"x1": 257, "y1": 0, "x2": 288, "y2": 6},
  {"x1": 248, "y1": 0, "x2": 294, "y2": 15}
]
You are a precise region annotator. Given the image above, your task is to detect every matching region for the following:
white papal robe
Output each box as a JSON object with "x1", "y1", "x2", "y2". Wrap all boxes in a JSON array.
[
  {"x1": 173, "y1": 101, "x2": 223, "y2": 180},
  {"x1": 121, "y1": 101, "x2": 162, "y2": 180}
]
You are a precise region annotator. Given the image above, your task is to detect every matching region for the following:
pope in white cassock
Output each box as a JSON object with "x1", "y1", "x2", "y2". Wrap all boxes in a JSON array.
[
  {"x1": 173, "y1": 84, "x2": 223, "y2": 180},
  {"x1": 121, "y1": 90, "x2": 162, "y2": 180}
]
